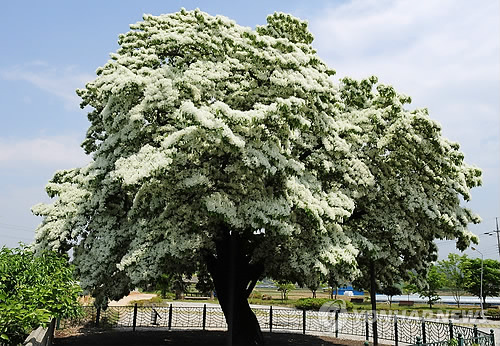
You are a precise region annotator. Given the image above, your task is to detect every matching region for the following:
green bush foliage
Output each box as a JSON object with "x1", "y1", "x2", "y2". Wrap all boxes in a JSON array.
[
  {"x1": 486, "y1": 308, "x2": 500, "y2": 319},
  {"x1": 0, "y1": 245, "x2": 82, "y2": 344},
  {"x1": 294, "y1": 298, "x2": 353, "y2": 311}
]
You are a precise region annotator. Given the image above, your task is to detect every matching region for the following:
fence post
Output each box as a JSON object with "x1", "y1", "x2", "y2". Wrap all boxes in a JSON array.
[
  {"x1": 365, "y1": 312, "x2": 369, "y2": 341},
  {"x1": 394, "y1": 315, "x2": 398, "y2": 346},
  {"x1": 421, "y1": 318, "x2": 426, "y2": 344},
  {"x1": 48, "y1": 318, "x2": 56, "y2": 346},
  {"x1": 95, "y1": 307, "x2": 101, "y2": 327},
  {"x1": 416, "y1": 336, "x2": 422, "y2": 346},
  {"x1": 269, "y1": 306, "x2": 273, "y2": 333},
  {"x1": 132, "y1": 303, "x2": 138, "y2": 331},
  {"x1": 168, "y1": 304, "x2": 173, "y2": 330},
  {"x1": 473, "y1": 324, "x2": 478, "y2": 344},
  {"x1": 56, "y1": 318, "x2": 60, "y2": 330},
  {"x1": 490, "y1": 329, "x2": 495, "y2": 346},
  {"x1": 449, "y1": 320, "x2": 454, "y2": 340},
  {"x1": 335, "y1": 310, "x2": 339, "y2": 338},
  {"x1": 458, "y1": 333, "x2": 463, "y2": 346},
  {"x1": 302, "y1": 309, "x2": 306, "y2": 335},
  {"x1": 202, "y1": 304, "x2": 207, "y2": 331}
]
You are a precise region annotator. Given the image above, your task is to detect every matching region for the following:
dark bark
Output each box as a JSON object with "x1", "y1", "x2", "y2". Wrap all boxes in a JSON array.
[
  {"x1": 369, "y1": 260, "x2": 378, "y2": 346},
  {"x1": 206, "y1": 231, "x2": 264, "y2": 345}
]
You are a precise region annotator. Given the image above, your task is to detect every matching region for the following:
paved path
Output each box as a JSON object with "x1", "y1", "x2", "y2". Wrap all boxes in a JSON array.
[{"x1": 54, "y1": 330, "x2": 371, "y2": 346}]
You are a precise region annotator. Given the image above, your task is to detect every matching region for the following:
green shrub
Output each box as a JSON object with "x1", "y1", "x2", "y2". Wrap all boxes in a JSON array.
[
  {"x1": 0, "y1": 245, "x2": 82, "y2": 344},
  {"x1": 294, "y1": 298, "x2": 353, "y2": 311},
  {"x1": 486, "y1": 308, "x2": 500, "y2": 319},
  {"x1": 154, "y1": 291, "x2": 175, "y2": 300},
  {"x1": 131, "y1": 296, "x2": 170, "y2": 306}
]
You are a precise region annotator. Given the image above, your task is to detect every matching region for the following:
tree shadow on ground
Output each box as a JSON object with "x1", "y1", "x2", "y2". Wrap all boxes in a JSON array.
[{"x1": 54, "y1": 329, "x2": 377, "y2": 346}]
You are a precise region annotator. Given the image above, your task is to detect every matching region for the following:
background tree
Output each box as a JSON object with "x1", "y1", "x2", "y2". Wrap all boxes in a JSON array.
[
  {"x1": 195, "y1": 265, "x2": 215, "y2": 298},
  {"x1": 381, "y1": 284, "x2": 402, "y2": 308},
  {"x1": 462, "y1": 258, "x2": 500, "y2": 305},
  {"x1": 155, "y1": 273, "x2": 172, "y2": 299},
  {"x1": 402, "y1": 281, "x2": 417, "y2": 302},
  {"x1": 436, "y1": 253, "x2": 468, "y2": 307},
  {"x1": 32, "y1": 10, "x2": 367, "y2": 345},
  {"x1": 327, "y1": 266, "x2": 351, "y2": 300},
  {"x1": 415, "y1": 265, "x2": 445, "y2": 308},
  {"x1": 171, "y1": 274, "x2": 188, "y2": 300},
  {"x1": 304, "y1": 273, "x2": 322, "y2": 298},
  {"x1": 275, "y1": 282, "x2": 295, "y2": 301},
  {"x1": 0, "y1": 245, "x2": 81, "y2": 345},
  {"x1": 341, "y1": 77, "x2": 481, "y2": 344}
]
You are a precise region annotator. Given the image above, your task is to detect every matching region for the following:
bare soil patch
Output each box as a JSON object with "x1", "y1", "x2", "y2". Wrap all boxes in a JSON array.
[
  {"x1": 54, "y1": 329, "x2": 379, "y2": 346},
  {"x1": 109, "y1": 291, "x2": 157, "y2": 306}
]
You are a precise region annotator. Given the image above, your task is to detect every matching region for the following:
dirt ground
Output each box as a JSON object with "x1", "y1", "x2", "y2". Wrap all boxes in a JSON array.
[
  {"x1": 54, "y1": 329, "x2": 378, "y2": 346},
  {"x1": 108, "y1": 291, "x2": 157, "y2": 306}
]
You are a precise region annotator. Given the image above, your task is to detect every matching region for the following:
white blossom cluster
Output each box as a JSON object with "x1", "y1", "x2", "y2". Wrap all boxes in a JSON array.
[{"x1": 32, "y1": 10, "x2": 480, "y2": 301}]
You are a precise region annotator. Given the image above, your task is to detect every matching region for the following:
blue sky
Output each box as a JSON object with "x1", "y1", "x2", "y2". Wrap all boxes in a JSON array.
[{"x1": 0, "y1": 0, "x2": 498, "y2": 260}]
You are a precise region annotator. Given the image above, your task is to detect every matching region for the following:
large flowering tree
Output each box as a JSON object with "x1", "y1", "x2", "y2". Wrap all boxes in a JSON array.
[
  {"x1": 32, "y1": 10, "x2": 369, "y2": 345},
  {"x1": 337, "y1": 77, "x2": 481, "y2": 344},
  {"x1": 32, "y1": 10, "x2": 480, "y2": 345}
]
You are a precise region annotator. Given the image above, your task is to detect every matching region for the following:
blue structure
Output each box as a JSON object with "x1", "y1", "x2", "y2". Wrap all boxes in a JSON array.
[{"x1": 334, "y1": 285, "x2": 364, "y2": 296}]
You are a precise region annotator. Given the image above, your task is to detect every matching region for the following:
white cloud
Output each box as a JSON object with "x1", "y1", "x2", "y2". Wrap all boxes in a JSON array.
[
  {"x1": 0, "y1": 135, "x2": 91, "y2": 168},
  {"x1": 0, "y1": 62, "x2": 94, "y2": 110},
  {"x1": 310, "y1": 0, "x2": 499, "y2": 86}
]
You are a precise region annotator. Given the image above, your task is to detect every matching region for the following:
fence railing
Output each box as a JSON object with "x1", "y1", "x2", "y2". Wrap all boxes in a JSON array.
[
  {"x1": 412, "y1": 331, "x2": 496, "y2": 346},
  {"x1": 58, "y1": 305, "x2": 495, "y2": 345}
]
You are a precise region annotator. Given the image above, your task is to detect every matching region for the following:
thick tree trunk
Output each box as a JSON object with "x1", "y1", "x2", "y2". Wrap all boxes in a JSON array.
[
  {"x1": 369, "y1": 260, "x2": 378, "y2": 346},
  {"x1": 206, "y1": 231, "x2": 264, "y2": 346}
]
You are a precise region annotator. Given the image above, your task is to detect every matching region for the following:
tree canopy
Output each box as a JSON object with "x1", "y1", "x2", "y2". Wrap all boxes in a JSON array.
[
  {"x1": 415, "y1": 264, "x2": 446, "y2": 308},
  {"x1": 341, "y1": 76, "x2": 481, "y2": 345},
  {"x1": 32, "y1": 9, "x2": 481, "y2": 345},
  {"x1": 33, "y1": 9, "x2": 367, "y2": 302},
  {"x1": 437, "y1": 253, "x2": 468, "y2": 307},
  {"x1": 462, "y1": 257, "x2": 500, "y2": 303},
  {"x1": 341, "y1": 76, "x2": 481, "y2": 291}
]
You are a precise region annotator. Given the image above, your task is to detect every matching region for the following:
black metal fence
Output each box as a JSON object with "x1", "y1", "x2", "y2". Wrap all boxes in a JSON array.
[
  {"x1": 58, "y1": 305, "x2": 495, "y2": 346},
  {"x1": 413, "y1": 332, "x2": 496, "y2": 346}
]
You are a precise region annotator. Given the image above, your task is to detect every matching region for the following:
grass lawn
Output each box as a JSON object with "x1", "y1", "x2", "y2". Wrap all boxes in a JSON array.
[{"x1": 130, "y1": 287, "x2": 483, "y2": 318}]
